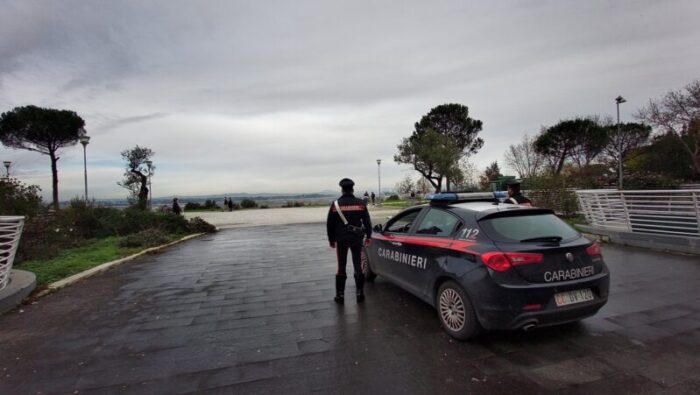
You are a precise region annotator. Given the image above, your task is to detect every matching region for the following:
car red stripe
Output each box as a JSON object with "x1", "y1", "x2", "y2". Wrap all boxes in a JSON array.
[{"x1": 372, "y1": 234, "x2": 480, "y2": 255}]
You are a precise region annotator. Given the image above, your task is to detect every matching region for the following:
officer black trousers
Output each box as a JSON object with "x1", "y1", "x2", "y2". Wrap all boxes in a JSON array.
[{"x1": 336, "y1": 242, "x2": 362, "y2": 276}]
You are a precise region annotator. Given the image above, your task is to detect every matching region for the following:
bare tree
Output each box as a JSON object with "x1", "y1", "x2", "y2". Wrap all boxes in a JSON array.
[
  {"x1": 637, "y1": 80, "x2": 700, "y2": 176},
  {"x1": 415, "y1": 176, "x2": 432, "y2": 195},
  {"x1": 604, "y1": 122, "x2": 651, "y2": 174},
  {"x1": 504, "y1": 134, "x2": 544, "y2": 179},
  {"x1": 118, "y1": 146, "x2": 155, "y2": 209},
  {"x1": 395, "y1": 175, "x2": 415, "y2": 195}
]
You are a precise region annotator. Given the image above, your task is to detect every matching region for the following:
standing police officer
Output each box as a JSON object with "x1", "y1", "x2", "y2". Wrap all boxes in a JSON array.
[
  {"x1": 504, "y1": 180, "x2": 532, "y2": 206},
  {"x1": 327, "y1": 178, "x2": 372, "y2": 304}
]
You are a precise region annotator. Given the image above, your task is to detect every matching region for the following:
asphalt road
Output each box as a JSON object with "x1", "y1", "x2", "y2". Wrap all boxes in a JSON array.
[{"x1": 0, "y1": 224, "x2": 699, "y2": 394}]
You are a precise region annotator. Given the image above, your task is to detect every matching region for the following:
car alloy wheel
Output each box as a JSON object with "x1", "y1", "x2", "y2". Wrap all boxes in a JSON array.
[
  {"x1": 436, "y1": 281, "x2": 480, "y2": 340},
  {"x1": 439, "y1": 288, "x2": 465, "y2": 332}
]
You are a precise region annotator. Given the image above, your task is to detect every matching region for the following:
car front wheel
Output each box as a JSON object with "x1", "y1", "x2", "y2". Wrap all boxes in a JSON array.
[{"x1": 436, "y1": 281, "x2": 480, "y2": 340}]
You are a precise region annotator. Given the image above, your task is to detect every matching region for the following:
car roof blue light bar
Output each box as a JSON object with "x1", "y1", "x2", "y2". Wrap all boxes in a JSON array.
[{"x1": 426, "y1": 192, "x2": 508, "y2": 203}]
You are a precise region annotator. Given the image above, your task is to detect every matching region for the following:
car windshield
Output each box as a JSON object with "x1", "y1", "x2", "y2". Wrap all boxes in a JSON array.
[{"x1": 478, "y1": 213, "x2": 579, "y2": 243}]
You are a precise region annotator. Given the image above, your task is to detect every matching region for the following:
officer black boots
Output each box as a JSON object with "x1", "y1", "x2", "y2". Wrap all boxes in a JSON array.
[
  {"x1": 334, "y1": 274, "x2": 346, "y2": 304},
  {"x1": 355, "y1": 273, "x2": 365, "y2": 303}
]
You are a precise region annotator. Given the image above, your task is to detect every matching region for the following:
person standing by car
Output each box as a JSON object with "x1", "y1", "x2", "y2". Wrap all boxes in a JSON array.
[
  {"x1": 504, "y1": 180, "x2": 532, "y2": 206},
  {"x1": 327, "y1": 178, "x2": 372, "y2": 304}
]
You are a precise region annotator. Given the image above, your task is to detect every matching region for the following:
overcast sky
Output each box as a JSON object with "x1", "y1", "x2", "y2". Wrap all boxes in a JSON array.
[{"x1": 1, "y1": 0, "x2": 699, "y2": 200}]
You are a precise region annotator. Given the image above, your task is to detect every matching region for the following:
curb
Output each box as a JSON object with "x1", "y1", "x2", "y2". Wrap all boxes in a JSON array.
[{"x1": 33, "y1": 233, "x2": 206, "y2": 299}]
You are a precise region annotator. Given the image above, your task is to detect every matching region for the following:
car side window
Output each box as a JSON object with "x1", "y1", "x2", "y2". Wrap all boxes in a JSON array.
[
  {"x1": 385, "y1": 209, "x2": 422, "y2": 234},
  {"x1": 415, "y1": 208, "x2": 461, "y2": 237}
]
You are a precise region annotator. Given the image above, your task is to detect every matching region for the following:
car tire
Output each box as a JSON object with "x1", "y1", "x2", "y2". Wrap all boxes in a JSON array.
[
  {"x1": 436, "y1": 281, "x2": 480, "y2": 340},
  {"x1": 361, "y1": 247, "x2": 376, "y2": 282}
]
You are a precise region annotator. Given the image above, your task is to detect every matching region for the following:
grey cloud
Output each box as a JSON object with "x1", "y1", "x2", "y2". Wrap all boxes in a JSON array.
[{"x1": 1, "y1": 0, "x2": 699, "y2": 199}]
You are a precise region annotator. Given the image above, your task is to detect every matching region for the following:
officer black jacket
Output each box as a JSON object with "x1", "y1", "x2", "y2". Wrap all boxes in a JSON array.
[
  {"x1": 326, "y1": 193, "x2": 372, "y2": 244},
  {"x1": 504, "y1": 193, "x2": 532, "y2": 205}
]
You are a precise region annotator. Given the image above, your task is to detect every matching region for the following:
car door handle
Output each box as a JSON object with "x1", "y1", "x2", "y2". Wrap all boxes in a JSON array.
[{"x1": 391, "y1": 241, "x2": 403, "y2": 246}]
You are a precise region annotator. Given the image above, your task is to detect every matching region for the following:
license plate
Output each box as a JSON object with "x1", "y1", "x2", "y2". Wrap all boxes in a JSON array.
[{"x1": 554, "y1": 289, "x2": 594, "y2": 307}]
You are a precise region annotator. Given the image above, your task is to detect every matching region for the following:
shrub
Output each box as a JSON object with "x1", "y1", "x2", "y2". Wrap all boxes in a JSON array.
[
  {"x1": 118, "y1": 228, "x2": 170, "y2": 248},
  {"x1": 203, "y1": 199, "x2": 220, "y2": 209},
  {"x1": 283, "y1": 201, "x2": 305, "y2": 208},
  {"x1": 0, "y1": 178, "x2": 43, "y2": 217},
  {"x1": 16, "y1": 214, "x2": 83, "y2": 262},
  {"x1": 527, "y1": 175, "x2": 579, "y2": 217},
  {"x1": 385, "y1": 194, "x2": 401, "y2": 202},
  {"x1": 188, "y1": 217, "x2": 217, "y2": 233},
  {"x1": 240, "y1": 199, "x2": 257, "y2": 208},
  {"x1": 14, "y1": 202, "x2": 215, "y2": 263},
  {"x1": 56, "y1": 199, "x2": 122, "y2": 239},
  {"x1": 623, "y1": 171, "x2": 681, "y2": 190},
  {"x1": 184, "y1": 202, "x2": 202, "y2": 210}
]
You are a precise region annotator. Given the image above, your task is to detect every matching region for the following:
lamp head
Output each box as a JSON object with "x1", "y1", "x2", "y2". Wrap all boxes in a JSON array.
[
  {"x1": 79, "y1": 135, "x2": 90, "y2": 146},
  {"x1": 376, "y1": 159, "x2": 381, "y2": 165},
  {"x1": 615, "y1": 95, "x2": 626, "y2": 104},
  {"x1": 3, "y1": 161, "x2": 10, "y2": 168}
]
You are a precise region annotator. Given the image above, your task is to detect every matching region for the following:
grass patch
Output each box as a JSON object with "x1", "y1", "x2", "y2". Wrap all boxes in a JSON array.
[
  {"x1": 16, "y1": 234, "x2": 183, "y2": 289},
  {"x1": 379, "y1": 200, "x2": 425, "y2": 209}
]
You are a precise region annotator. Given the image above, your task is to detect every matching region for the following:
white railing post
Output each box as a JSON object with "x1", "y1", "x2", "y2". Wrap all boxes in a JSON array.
[
  {"x1": 575, "y1": 189, "x2": 700, "y2": 237},
  {"x1": 619, "y1": 190, "x2": 632, "y2": 232},
  {"x1": 0, "y1": 216, "x2": 25, "y2": 290},
  {"x1": 693, "y1": 191, "x2": 700, "y2": 235}
]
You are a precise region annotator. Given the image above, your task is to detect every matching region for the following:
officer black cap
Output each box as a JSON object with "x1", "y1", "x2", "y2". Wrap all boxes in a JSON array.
[
  {"x1": 339, "y1": 178, "x2": 355, "y2": 189},
  {"x1": 506, "y1": 180, "x2": 521, "y2": 188}
]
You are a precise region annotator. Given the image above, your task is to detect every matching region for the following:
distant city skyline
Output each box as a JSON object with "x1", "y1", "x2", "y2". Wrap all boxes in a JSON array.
[{"x1": 1, "y1": 1, "x2": 699, "y2": 200}]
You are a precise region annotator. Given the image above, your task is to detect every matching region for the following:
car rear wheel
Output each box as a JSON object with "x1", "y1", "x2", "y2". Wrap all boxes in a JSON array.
[
  {"x1": 361, "y1": 247, "x2": 376, "y2": 282},
  {"x1": 437, "y1": 281, "x2": 480, "y2": 340}
]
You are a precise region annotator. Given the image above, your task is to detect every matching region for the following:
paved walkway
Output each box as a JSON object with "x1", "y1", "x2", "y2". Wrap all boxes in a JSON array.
[
  {"x1": 1, "y1": 224, "x2": 699, "y2": 394},
  {"x1": 184, "y1": 206, "x2": 400, "y2": 228}
]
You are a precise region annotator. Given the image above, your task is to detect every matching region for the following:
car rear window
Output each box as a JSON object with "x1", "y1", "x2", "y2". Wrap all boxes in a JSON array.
[{"x1": 478, "y1": 213, "x2": 579, "y2": 243}]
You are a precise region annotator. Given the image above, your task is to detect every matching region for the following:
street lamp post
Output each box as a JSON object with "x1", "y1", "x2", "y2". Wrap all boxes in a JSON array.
[
  {"x1": 2, "y1": 161, "x2": 10, "y2": 178},
  {"x1": 615, "y1": 95, "x2": 626, "y2": 189},
  {"x1": 79, "y1": 133, "x2": 90, "y2": 200},
  {"x1": 376, "y1": 159, "x2": 382, "y2": 203},
  {"x1": 145, "y1": 160, "x2": 153, "y2": 210}
]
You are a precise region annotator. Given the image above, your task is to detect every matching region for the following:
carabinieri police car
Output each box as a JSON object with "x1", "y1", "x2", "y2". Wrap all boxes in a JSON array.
[{"x1": 361, "y1": 192, "x2": 609, "y2": 340}]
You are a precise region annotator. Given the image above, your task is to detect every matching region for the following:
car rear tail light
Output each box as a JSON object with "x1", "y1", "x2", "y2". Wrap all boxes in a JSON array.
[
  {"x1": 481, "y1": 252, "x2": 544, "y2": 272},
  {"x1": 507, "y1": 252, "x2": 544, "y2": 266},
  {"x1": 481, "y1": 252, "x2": 511, "y2": 272},
  {"x1": 522, "y1": 303, "x2": 542, "y2": 311},
  {"x1": 586, "y1": 242, "x2": 602, "y2": 256}
]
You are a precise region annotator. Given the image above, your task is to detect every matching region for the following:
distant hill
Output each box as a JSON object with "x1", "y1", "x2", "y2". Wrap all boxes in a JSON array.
[{"x1": 75, "y1": 191, "x2": 338, "y2": 208}]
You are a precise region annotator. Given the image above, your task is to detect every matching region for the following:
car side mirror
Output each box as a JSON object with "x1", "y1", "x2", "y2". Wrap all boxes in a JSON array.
[{"x1": 373, "y1": 224, "x2": 383, "y2": 232}]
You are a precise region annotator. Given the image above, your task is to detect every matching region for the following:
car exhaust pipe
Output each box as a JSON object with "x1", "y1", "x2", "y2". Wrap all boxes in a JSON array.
[{"x1": 522, "y1": 321, "x2": 538, "y2": 331}]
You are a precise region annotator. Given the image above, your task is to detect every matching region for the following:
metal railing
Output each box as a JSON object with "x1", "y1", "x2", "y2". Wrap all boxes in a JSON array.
[
  {"x1": 576, "y1": 189, "x2": 700, "y2": 237},
  {"x1": 0, "y1": 216, "x2": 25, "y2": 290}
]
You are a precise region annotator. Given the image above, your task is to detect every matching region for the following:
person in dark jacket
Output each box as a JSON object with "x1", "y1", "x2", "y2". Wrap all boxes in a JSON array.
[
  {"x1": 327, "y1": 178, "x2": 372, "y2": 304},
  {"x1": 172, "y1": 198, "x2": 182, "y2": 215},
  {"x1": 504, "y1": 180, "x2": 532, "y2": 206}
]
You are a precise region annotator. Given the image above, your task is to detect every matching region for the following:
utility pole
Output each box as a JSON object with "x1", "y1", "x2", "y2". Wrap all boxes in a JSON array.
[
  {"x1": 376, "y1": 159, "x2": 382, "y2": 202},
  {"x1": 615, "y1": 95, "x2": 626, "y2": 189},
  {"x1": 79, "y1": 133, "x2": 90, "y2": 200}
]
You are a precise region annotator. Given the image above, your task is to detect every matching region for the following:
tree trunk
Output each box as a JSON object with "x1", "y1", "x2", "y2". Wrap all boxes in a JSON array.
[
  {"x1": 138, "y1": 174, "x2": 149, "y2": 210},
  {"x1": 445, "y1": 177, "x2": 451, "y2": 192},
  {"x1": 555, "y1": 154, "x2": 566, "y2": 174},
  {"x1": 49, "y1": 151, "x2": 59, "y2": 211},
  {"x1": 435, "y1": 177, "x2": 442, "y2": 193}
]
